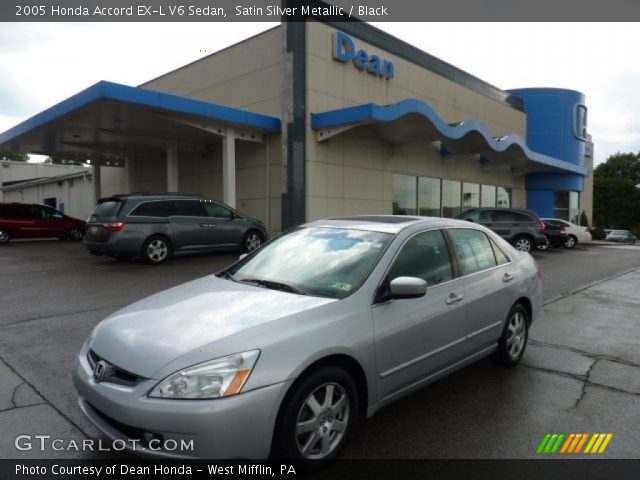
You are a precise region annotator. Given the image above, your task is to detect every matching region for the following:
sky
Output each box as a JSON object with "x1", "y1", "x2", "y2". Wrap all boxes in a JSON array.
[{"x1": 0, "y1": 22, "x2": 638, "y2": 166}]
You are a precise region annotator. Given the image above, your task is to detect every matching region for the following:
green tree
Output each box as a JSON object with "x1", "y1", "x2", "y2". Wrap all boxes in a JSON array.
[
  {"x1": 593, "y1": 152, "x2": 640, "y2": 229},
  {"x1": 0, "y1": 152, "x2": 28, "y2": 162}
]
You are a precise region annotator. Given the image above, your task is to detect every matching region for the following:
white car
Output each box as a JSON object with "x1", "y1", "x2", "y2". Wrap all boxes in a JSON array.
[{"x1": 542, "y1": 218, "x2": 592, "y2": 248}]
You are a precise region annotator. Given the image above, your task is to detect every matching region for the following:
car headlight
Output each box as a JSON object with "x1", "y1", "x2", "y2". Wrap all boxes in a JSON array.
[{"x1": 148, "y1": 350, "x2": 260, "y2": 399}]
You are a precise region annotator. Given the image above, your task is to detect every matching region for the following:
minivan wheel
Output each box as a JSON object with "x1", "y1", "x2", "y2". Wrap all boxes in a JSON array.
[
  {"x1": 142, "y1": 236, "x2": 171, "y2": 264},
  {"x1": 491, "y1": 303, "x2": 529, "y2": 367},
  {"x1": 564, "y1": 235, "x2": 577, "y2": 249},
  {"x1": 513, "y1": 235, "x2": 533, "y2": 252},
  {"x1": 275, "y1": 367, "x2": 356, "y2": 462},
  {"x1": 242, "y1": 230, "x2": 263, "y2": 253},
  {"x1": 0, "y1": 227, "x2": 10, "y2": 244},
  {"x1": 68, "y1": 227, "x2": 84, "y2": 241}
]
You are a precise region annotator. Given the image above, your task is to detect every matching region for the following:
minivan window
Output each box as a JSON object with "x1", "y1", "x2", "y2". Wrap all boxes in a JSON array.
[
  {"x1": 449, "y1": 229, "x2": 497, "y2": 275},
  {"x1": 129, "y1": 201, "x2": 169, "y2": 217},
  {"x1": 168, "y1": 200, "x2": 207, "y2": 217},
  {"x1": 204, "y1": 202, "x2": 233, "y2": 219},
  {"x1": 92, "y1": 200, "x2": 123, "y2": 217},
  {"x1": 388, "y1": 230, "x2": 453, "y2": 286}
]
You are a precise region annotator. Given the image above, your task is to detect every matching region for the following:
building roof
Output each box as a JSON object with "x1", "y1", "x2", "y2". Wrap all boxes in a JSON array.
[
  {"x1": 0, "y1": 81, "x2": 281, "y2": 162},
  {"x1": 0, "y1": 170, "x2": 90, "y2": 191}
]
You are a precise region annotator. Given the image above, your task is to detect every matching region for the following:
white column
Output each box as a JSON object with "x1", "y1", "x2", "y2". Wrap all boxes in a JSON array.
[
  {"x1": 124, "y1": 157, "x2": 135, "y2": 193},
  {"x1": 166, "y1": 145, "x2": 179, "y2": 193},
  {"x1": 93, "y1": 163, "x2": 101, "y2": 203},
  {"x1": 222, "y1": 128, "x2": 236, "y2": 208}
]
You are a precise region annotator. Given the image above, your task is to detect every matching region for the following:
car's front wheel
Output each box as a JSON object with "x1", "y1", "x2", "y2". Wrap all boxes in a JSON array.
[
  {"x1": 275, "y1": 367, "x2": 357, "y2": 462},
  {"x1": 564, "y1": 235, "x2": 577, "y2": 249},
  {"x1": 242, "y1": 230, "x2": 263, "y2": 253},
  {"x1": 0, "y1": 227, "x2": 10, "y2": 244},
  {"x1": 491, "y1": 303, "x2": 529, "y2": 366},
  {"x1": 142, "y1": 236, "x2": 172, "y2": 264},
  {"x1": 513, "y1": 235, "x2": 533, "y2": 252}
]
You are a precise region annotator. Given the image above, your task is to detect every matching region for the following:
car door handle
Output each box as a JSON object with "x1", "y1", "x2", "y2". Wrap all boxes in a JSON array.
[
  {"x1": 445, "y1": 293, "x2": 464, "y2": 305},
  {"x1": 502, "y1": 273, "x2": 515, "y2": 282},
  {"x1": 199, "y1": 223, "x2": 216, "y2": 228}
]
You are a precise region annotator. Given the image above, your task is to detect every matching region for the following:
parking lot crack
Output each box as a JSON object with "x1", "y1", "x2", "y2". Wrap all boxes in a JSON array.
[
  {"x1": 572, "y1": 359, "x2": 597, "y2": 409},
  {"x1": 529, "y1": 340, "x2": 640, "y2": 370},
  {"x1": 9, "y1": 381, "x2": 22, "y2": 409}
]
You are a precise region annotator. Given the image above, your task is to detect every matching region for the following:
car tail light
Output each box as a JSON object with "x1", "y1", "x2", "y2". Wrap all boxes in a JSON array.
[
  {"x1": 103, "y1": 222, "x2": 125, "y2": 232},
  {"x1": 561, "y1": 226, "x2": 567, "y2": 233},
  {"x1": 586, "y1": 226, "x2": 592, "y2": 233}
]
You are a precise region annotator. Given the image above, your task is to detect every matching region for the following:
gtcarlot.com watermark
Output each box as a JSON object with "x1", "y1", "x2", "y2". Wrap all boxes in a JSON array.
[{"x1": 14, "y1": 434, "x2": 194, "y2": 452}]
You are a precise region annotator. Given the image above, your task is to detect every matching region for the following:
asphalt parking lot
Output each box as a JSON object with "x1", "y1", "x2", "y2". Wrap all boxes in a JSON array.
[{"x1": 1, "y1": 239, "x2": 640, "y2": 459}]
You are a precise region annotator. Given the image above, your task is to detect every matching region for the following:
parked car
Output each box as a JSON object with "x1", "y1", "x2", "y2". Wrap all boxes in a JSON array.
[
  {"x1": 83, "y1": 194, "x2": 268, "y2": 264},
  {"x1": 456, "y1": 207, "x2": 547, "y2": 252},
  {"x1": 0, "y1": 202, "x2": 85, "y2": 244},
  {"x1": 605, "y1": 230, "x2": 637, "y2": 244},
  {"x1": 73, "y1": 215, "x2": 542, "y2": 461},
  {"x1": 536, "y1": 220, "x2": 568, "y2": 251},
  {"x1": 542, "y1": 218, "x2": 592, "y2": 249}
]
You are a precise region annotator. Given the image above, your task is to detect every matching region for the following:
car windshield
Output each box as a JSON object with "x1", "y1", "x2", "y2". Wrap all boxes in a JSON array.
[
  {"x1": 611, "y1": 230, "x2": 627, "y2": 235},
  {"x1": 227, "y1": 227, "x2": 393, "y2": 299}
]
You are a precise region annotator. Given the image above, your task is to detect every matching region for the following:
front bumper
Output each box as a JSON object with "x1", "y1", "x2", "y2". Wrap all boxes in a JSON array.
[{"x1": 73, "y1": 344, "x2": 293, "y2": 459}]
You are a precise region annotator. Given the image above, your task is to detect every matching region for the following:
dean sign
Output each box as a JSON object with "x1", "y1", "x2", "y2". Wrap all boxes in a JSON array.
[{"x1": 333, "y1": 31, "x2": 395, "y2": 80}]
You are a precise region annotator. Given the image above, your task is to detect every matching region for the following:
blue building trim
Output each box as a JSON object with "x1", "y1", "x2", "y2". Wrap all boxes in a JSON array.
[
  {"x1": 311, "y1": 99, "x2": 588, "y2": 176},
  {"x1": 0, "y1": 81, "x2": 281, "y2": 146}
]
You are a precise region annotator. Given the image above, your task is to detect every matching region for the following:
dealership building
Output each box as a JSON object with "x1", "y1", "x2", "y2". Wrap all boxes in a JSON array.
[{"x1": 0, "y1": 19, "x2": 593, "y2": 234}]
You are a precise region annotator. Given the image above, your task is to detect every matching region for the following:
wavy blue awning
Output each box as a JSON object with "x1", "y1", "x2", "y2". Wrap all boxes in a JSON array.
[
  {"x1": 0, "y1": 81, "x2": 281, "y2": 163},
  {"x1": 311, "y1": 99, "x2": 588, "y2": 176}
]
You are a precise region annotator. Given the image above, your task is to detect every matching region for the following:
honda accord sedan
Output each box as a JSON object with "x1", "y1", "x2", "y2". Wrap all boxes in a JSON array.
[{"x1": 73, "y1": 216, "x2": 541, "y2": 461}]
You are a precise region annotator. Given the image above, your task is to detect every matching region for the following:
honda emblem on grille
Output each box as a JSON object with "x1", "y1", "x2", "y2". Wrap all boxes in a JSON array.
[{"x1": 93, "y1": 360, "x2": 110, "y2": 383}]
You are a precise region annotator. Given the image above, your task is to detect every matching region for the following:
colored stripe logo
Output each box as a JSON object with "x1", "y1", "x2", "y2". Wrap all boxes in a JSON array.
[{"x1": 537, "y1": 433, "x2": 613, "y2": 454}]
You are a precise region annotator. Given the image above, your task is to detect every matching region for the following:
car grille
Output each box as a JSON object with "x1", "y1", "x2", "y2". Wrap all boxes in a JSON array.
[
  {"x1": 87, "y1": 350, "x2": 144, "y2": 386},
  {"x1": 88, "y1": 402, "x2": 165, "y2": 448}
]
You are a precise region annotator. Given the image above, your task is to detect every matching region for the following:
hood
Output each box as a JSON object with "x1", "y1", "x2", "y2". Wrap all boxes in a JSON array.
[{"x1": 90, "y1": 275, "x2": 335, "y2": 378}]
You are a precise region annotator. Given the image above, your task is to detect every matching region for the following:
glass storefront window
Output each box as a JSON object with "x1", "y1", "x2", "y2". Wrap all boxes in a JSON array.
[
  {"x1": 496, "y1": 187, "x2": 511, "y2": 208},
  {"x1": 418, "y1": 177, "x2": 441, "y2": 216},
  {"x1": 393, "y1": 174, "x2": 417, "y2": 215},
  {"x1": 553, "y1": 191, "x2": 570, "y2": 220},
  {"x1": 462, "y1": 182, "x2": 480, "y2": 212},
  {"x1": 442, "y1": 180, "x2": 462, "y2": 218},
  {"x1": 481, "y1": 185, "x2": 496, "y2": 207},
  {"x1": 570, "y1": 191, "x2": 580, "y2": 224}
]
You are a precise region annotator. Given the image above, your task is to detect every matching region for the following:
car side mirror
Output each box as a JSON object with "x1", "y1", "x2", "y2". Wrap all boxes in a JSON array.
[
  {"x1": 238, "y1": 253, "x2": 248, "y2": 261},
  {"x1": 389, "y1": 277, "x2": 427, "y2": 299}
]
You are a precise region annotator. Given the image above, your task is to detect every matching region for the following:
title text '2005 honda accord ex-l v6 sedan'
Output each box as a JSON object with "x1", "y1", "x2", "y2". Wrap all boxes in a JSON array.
[{"x1": 73, "y1": 216, "x2": 541, "y2": 461}]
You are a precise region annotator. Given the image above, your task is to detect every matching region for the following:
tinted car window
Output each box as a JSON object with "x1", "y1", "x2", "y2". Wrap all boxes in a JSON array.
[
  {"x1": 42, "y1": 207, "x2": 64, "y2": 219},
  {"x1": 490, "y1": 239, "x2": 510, "y2": 265},
  {"x1": 168, "y1": 200, "x2": 207, "y2": 217},
  {"x1": 465, "y1": 210, "x2": 493, "y2": 223},
  {"x1": 513, "y1": 212, "x2": 534, "y2": 223},
  {"x1": 0, "y1": 205, "x2": 14, "y2": 217},
  {"x1": 492, "y1": 211, "x2": 515, "y2": 222},
  {"x1": 92, "y1": 200, "x2": 123, "y2": 217},
  {"x1": 388, "y1": 230, "x2": 453, "y2": 286},
  {"x1": 129, "y1": 201, "x2": 170, "y2": 217},
  {"x1": 204, "y1": 202, "x2": 232, "y2": 219},
  {"x1": 449, "y1": 229, "x2": 497, "y2": 275}
]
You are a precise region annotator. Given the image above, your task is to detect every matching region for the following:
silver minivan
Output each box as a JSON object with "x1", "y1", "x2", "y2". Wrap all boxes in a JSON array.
[{"x1": 74, "y1": 216, "x2": 541, "y2": 461}]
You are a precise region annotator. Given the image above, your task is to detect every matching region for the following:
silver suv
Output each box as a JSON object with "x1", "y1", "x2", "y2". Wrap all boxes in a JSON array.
[{"x1": 83, "y1": 194, "x2": 268, "y2": 264}]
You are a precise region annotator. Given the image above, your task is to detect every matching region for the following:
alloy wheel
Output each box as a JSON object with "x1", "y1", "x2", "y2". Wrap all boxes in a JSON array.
[
  {"x1": 295, "y1": 382, "x2": 350, "y2": 460},
  {"x1": 147, "y1": 240, "x2": 168, "y2": 262},
  {"x1": 506, "y1": 311, "x2": 526, "y2": 359},
  {"x1": 565, "y1": 236, "x2": 576, "y2": 248},
  {"x1": 0, "y1": 229, "x2": 9, "y2": 244},
  {"x1": 515, "y1": 238, "x2": 532, "y2": 252},
  {"x1": 245, "y1": 233, "x2": 261, "y2": 252},
  {"x1": 69, "y1": 228, "x2": 84, "y2": 240}
]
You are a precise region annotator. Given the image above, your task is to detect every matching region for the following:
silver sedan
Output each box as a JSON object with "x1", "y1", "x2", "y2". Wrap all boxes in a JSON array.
[{"x1": 73, "y1": 216, "x2": 542, "y2": 461}]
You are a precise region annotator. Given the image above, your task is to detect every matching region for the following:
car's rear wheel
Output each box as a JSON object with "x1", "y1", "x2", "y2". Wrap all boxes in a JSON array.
[
  {"x1": 537, "y1": 238, "x2": 549, "y2": 251},
  {"x1": 491, "y1": 303, "x2": 529, "y2": 366},
  {"x1": 67, "y1": 227, "x2": 84, "y2": 241},
  {"x1": 242, "y1": 230, "x2": 263, "y2": 253},
  {"x1": 564, "y1": 235, "x2": 577, "y2": 249},
  {"x1": 142, "y1": 236, "x2": 171, "y2": 265},
  {"x1": 513, "y1": 235, "x2": 533, "y2": 252},
  {"x1": 0, "y1": 227, "x2": 10, "y2": 244},
  {"x1": 275, "y1": 367, "x2": 356, "y2": 463}
]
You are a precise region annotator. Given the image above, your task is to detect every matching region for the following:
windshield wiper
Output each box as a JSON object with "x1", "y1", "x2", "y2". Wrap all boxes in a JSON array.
[
  {"x1": 217, "y1": 270, "x2": 236, "y2": 282},
  {"x1": 238, "y1": 278, "x2": 307, "y2": 296}
]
